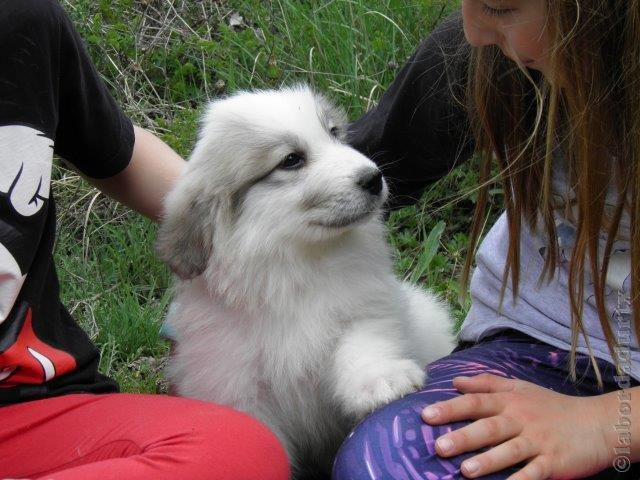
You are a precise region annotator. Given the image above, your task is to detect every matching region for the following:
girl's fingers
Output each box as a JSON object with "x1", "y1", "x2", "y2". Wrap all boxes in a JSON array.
[
  {"x1": 506, "y1": 458, "x2": 550, "y2": 480},
  {"x1": 434, "y1": 414, "x2": 522, "y2": 457},
  {"x1": 422, "y1": 392, "x2": 502, "y2": 424},
  {"x1": 458, "y1": 436, "x2": 536, "y2": 479},
  {"x1": 452, "y1": 373, "x2": 522, "y2": 394}
]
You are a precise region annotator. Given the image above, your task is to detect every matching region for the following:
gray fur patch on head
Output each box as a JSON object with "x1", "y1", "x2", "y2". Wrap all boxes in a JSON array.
[
  {"x1": 313, "y1": 93, "x2": 348, "y2": 141},
  {"x1": 155, "y1": 175, "x2": 216, "y2": 280}
]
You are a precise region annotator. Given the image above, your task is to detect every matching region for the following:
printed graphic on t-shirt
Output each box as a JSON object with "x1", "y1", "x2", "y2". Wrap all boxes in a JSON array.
[
  {"x1": 538, "y1": 189, "x2": 632, "y2": 325},
  {"x1": 0, "y1": 242, "x2": 24, "y2": 325},
  {"x1": 0, "y1": 304, "x2": 76, "y2": 386},
  {"x1": 0, "y1": 124, "x2": 77, "y2": 388},
  {"x1": 0, "y1": 125, "x2": 53, "y2": 324},
  {"x1": 0, "y1": 125, "x2": 52, "y2": 217}
]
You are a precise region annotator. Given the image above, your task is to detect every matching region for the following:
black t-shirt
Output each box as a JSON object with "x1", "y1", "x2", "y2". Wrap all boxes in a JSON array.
[
  {"x1": 348, "y1": 11, "x2": 474, "y2": 208},
  {"x1": 0, "y1": 0, "x2": 134, "y2": 405}
]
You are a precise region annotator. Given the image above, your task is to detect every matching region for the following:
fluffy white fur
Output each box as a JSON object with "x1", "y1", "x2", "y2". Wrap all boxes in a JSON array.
[{"x1": 156, "y1": 85, "x2": 455, "y2": 478}]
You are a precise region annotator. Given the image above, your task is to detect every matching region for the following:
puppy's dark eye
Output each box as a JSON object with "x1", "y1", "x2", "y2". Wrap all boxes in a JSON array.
[
  {"x1": 330, "y1": 126, "x2": 340, "y2": 137},
  {"x1": 278, "y1": 152, "x2": 306, "y2": 170}
]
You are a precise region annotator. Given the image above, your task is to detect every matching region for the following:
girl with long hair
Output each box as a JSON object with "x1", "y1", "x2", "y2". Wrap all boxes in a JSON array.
[{"x1": 333, "y1": 1, "x2": 640, "y2": 478}]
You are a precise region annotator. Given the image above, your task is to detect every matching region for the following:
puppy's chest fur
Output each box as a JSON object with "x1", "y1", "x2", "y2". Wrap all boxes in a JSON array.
[{"x1": 165, "y1": 230, "x2": 395, "y2": 466}]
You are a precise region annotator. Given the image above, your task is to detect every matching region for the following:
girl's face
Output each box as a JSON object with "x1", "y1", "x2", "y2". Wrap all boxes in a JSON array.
[{"x1": 462, "y1": 0, "x2": 550, "y2": 75}]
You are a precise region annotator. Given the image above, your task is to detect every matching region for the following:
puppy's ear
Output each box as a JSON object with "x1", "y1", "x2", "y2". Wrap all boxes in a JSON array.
[{"x1": 156, "y1": 174, "x2": 216, "y2": 280}]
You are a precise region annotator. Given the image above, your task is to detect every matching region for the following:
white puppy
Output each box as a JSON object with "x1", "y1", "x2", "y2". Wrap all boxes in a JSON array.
[{"x1": 156, "y1": 85, "x2": 455, "y2": 478}]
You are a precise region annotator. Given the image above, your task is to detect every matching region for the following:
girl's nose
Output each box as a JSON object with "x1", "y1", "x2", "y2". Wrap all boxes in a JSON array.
[{"x1": 464, "y1": 22, "x2": 502, "y2": 48}]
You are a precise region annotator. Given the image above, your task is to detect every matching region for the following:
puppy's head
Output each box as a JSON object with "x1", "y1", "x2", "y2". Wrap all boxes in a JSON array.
[{"x1": 156, "y1": 85, "x2": 387, "y2": 279}]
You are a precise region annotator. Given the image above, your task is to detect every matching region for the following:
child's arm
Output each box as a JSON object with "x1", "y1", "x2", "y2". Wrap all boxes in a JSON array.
[
  {"x1": 601, "y1": 384, "x2": 639, "y2": 468},
  {"x1": 86, "y1": 126, "x2": 185, "y2": 221}
]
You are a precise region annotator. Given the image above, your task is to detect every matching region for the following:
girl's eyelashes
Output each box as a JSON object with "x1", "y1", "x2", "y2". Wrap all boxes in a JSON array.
[{"x1": 481, "y1": 3, "x2": 516, "y2": 17}]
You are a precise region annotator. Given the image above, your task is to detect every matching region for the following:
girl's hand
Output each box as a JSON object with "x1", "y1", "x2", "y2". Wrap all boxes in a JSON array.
[{"x1": 421, "y1": 374, "x2": 614, "y2": 479}]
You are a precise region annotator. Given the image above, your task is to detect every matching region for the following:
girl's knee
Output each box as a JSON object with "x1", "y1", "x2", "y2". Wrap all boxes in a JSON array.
[
  {"x1": 333, "y1": 393, "x2": 451, "y2": 479},
  {"x1": 123, "y1": 395, "x2": 290, "y2": 479},
  {"x1": 199, "y1": 405, "x2": 290, "y2": 479},
  {"x1": 331, "y1": 389, "x2": 514, "y2": 480}
]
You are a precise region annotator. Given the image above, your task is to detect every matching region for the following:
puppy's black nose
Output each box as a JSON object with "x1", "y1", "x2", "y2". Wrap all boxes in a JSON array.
[{"x1": 357, "y1": 170, "x2": 383, "y2": 196}]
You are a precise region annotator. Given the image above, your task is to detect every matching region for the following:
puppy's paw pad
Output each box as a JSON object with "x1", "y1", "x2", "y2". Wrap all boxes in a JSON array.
[{"x1": 339, "y1": 359, "x2": 425, "y2": 417}]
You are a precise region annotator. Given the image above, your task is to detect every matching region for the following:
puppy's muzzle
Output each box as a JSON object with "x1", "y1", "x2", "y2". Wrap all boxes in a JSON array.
[{"x1": 357, "y1": 169, "x2": 383, "y2": 196}]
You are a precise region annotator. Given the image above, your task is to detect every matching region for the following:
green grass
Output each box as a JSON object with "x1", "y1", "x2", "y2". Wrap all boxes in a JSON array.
[{"x1": 54, "y1": 0, "x2": 500, "y2": 393}]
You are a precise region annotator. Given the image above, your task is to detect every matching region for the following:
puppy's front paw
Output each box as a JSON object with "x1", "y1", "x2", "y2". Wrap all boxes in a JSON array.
[{"x1": 337, "y1": 359, "x2": 426, "y2": 417}]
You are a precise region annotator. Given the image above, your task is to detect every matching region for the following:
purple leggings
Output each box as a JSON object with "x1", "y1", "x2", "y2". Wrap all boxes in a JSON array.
[{"x1": 332, "y1": 329, "x2": 639, "y2": 479}]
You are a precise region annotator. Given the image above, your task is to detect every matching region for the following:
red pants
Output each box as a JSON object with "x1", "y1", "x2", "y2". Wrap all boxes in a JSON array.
[{"x1": 0, "y1": 393, "x2": 290, "y2": 480}]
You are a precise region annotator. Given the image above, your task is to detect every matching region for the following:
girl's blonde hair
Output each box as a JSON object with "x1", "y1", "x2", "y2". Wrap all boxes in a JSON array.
[{"x1": 462, "y1": 0, "x2": 640, "y2": 386}]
